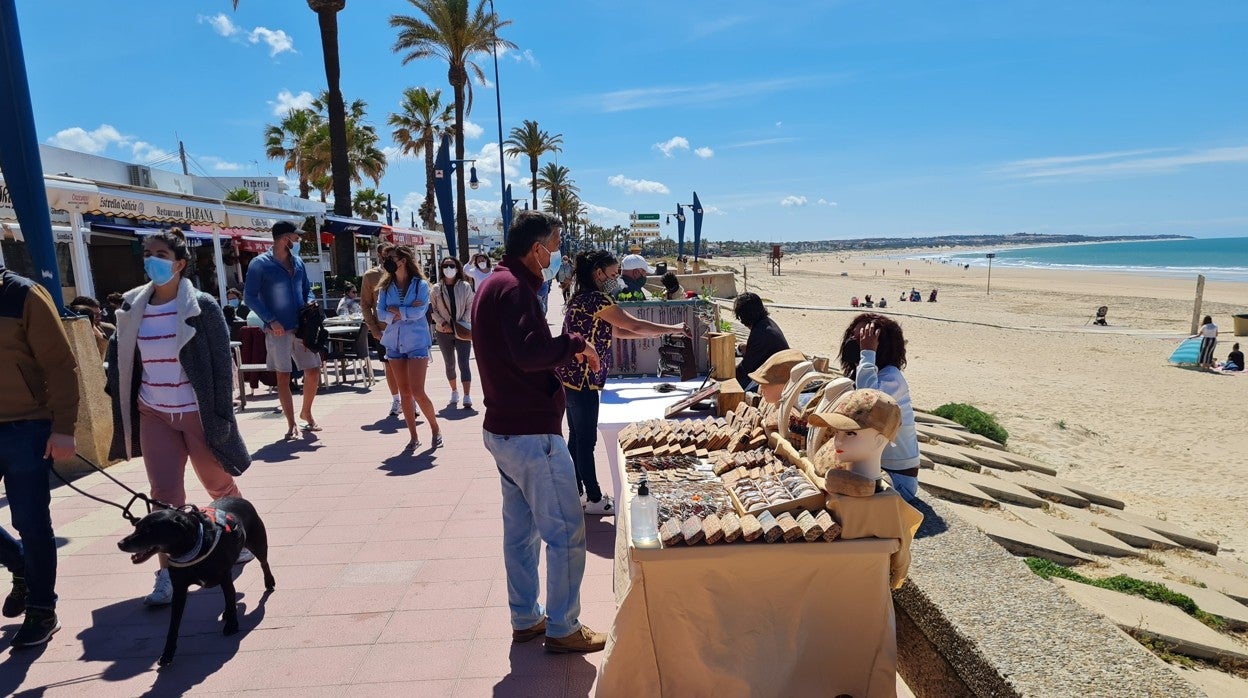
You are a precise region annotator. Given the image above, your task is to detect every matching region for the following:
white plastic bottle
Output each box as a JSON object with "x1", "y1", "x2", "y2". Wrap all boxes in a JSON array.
[{"x1": 630, "y1": 480, "x2": 660, "y2": 548}]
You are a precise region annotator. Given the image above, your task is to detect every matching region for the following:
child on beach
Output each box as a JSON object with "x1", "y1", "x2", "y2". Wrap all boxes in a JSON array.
[{"x1": 838, "y1": 313, "x2": 920, "y2": 500}]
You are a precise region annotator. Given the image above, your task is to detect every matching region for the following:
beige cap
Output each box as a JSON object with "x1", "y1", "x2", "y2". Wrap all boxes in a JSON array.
[
  {"x1": 808, "y1": 389, "x2": 901, "y2": 441},
  {"x1": 747, "y1": 349, "x2": 807, "y2": 385}
]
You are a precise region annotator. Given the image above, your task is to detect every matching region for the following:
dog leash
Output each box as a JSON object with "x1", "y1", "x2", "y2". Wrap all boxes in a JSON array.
[{"x1": 49, "y1": 454, "x2": 171, "y2": 525}]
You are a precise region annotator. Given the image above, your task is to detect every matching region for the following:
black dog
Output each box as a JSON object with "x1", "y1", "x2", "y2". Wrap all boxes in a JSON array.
[{"x1": 117, "y1": 497, "x2": 276, "y2": 666}]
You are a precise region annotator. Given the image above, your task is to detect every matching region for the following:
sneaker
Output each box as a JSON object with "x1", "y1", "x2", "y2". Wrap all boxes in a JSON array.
[
  {"x1": 450, "y1": 390, "x2": 460, "y2": 406},
  {"x1": 389, "y1": 396, "x2": 401, "y2": 417},
  {"x1": 584, "y1": 495, "x2": 615, "y2": 516},
  {"x1": 3, "y1": 576, "x2": 26, "y2": 618},
  {"x1": 144, "y1": 569, "x2": 173, "y2": 606},
  {"x1": 10, "y1": 607, "x2": 59, "y2": 647},
  {"x1": 512, "y1": 617, "x2": 546, "y2": 643},
  {"x1": 579, "y1": 492, "x2": 588, "y2": 510},
  {"x1": 236, "y1": 548, "x2": 254, "y2": 565},
  {"x1": 545, "y1": 624, "x2": 606, "y2": 654},
  {"x1": 462, "y1": 395, "x2": 473, "y2": 408}
]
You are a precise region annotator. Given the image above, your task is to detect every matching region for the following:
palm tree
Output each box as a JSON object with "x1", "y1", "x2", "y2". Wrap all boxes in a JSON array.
[
  {"x1": 224, "y1": 187, "x2": 258, "y2": 204},
  {"x1": 264, "y1": 108, "x2": 322, "y2": 199},
  {"x1": 307, "y1": 93, "x2": 389, "y2": 188},
  {"x1": 353, "y1": 188, "x2": 388, "y2": 220},
  {"x1": 389, "y1": 86, "x2": 455, "y2": 229},
  {"x1": 390, "y1": 0, "x2": 515, "y2": 260},
  {"x1": 310, "y1": 173, "x2": 333, "y2": 203},
  {"x1": 504, "y1": 120, "x2": 563, "y2": 210},
  {"x1": 536, "y1": 162, "x2": 578, "y2": 228},
  {"x1": 234, "y1": 0, "x2": 354, "y2": 273}
]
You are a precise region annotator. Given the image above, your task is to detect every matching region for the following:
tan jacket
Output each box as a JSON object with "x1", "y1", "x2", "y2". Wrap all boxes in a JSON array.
[
  {"x1": 0, "y1": 268, "x2": 80, "y2": 435},
  {"x1": 360, "y1": 265, "x2": 384, "y2": 333},
  {"x1": 429, "y1": 279, "x2": 474, "y2": 335}
]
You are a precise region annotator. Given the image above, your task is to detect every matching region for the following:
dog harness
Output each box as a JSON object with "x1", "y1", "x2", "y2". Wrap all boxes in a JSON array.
[{"x1": 166, "y1": 507, "x2": 245, "y2": 568}]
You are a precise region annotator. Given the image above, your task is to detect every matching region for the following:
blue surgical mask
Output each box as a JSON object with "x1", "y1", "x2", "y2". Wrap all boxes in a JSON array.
[
  {"x1": 144, "y1": 256, "x2": 176, "y2": 285},
  {"x1": 541, "y1": 248, "x2": 562, "y2": 282},
  {"x1": 228, "y1": 298, "x2": 241, "y2": 308},
  {"x1": 290, "y1": 241, "x2": 302, "y2": 257}
]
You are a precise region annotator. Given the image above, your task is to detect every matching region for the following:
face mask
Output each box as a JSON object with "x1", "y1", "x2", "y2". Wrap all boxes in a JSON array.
[
  {"x1": 228, "y1": 299, "x2": 241, "y2": 308},
  {"x1": 289, "y1": 241, "x2": 301, "y2": 257},
  {"x1": 622, "y1": 274, "x2": 646, "y2": 292},
  {"x1": 541, "y1": 248, "x2": 562, "y2": 283},
  {"x1": 442, "y1": 267, "x2": 457, "y2": 281},
  {"x1": 382, "y1": 259, "x2": 398, "y2": 274},
  {"x1": 144, "y1": 256, "x2": 176, "y2": 286},
  {"x1": 476, "y1": 262, "x2": 489, "y2": 271},
  {"x1": 599, "y1": 274, "x2": 624, "y2": 294}
]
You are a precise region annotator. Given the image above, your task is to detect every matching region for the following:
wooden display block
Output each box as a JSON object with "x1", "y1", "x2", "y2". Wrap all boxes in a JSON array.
[
  {"x1": 707, "y1": 333, "x2": 736, "y2": 381},
  {"x1": 716, "y1": 378, "x2": 745, "y2": 417}
]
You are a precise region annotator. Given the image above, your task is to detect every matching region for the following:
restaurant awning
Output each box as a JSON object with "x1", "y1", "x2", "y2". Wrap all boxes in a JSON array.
[
  {"x1": 91, "y1": 184, "x2": 227, "y2": 226},
  {"x1": 1, "y1": 174, "x2": 99, "y2": 221},
  {"x1": 323, "y1": 215, "x2": 383, "y2": 237},
  {"x1": 383, "y1": 225, "x2": 447, "y2": 248},
  {"x1": 223, "y1": 203, "x2": 307, "y2": 232}
]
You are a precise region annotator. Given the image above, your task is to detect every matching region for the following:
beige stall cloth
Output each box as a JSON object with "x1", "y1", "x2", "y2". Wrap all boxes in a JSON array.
[
  {"x1": 598, "y1": 480, "x2": 902, "y2": 697},
  {"x1": 825, "y1": 491, "x2": 924, "y2": 589}
]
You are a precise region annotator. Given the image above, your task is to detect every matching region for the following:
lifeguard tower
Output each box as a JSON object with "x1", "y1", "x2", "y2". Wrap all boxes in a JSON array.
[{"x1": 770, "y1": 244, "x2": 782, "y2": 276}]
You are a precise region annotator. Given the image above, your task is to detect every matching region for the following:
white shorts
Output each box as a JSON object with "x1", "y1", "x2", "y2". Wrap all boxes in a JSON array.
[{"x1": 265, "y1": 329, "x2": 322, "y2": 371}]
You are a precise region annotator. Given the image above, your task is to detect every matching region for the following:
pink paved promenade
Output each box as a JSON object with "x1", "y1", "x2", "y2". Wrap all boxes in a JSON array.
[{"x1": 0, "y1": 307, "x2": 617, "y2": 696}]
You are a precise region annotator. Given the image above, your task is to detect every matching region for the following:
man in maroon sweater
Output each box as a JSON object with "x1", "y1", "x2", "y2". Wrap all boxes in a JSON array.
[{"x1": 472, "y1": 211, "x2": 605, "y2": 653}]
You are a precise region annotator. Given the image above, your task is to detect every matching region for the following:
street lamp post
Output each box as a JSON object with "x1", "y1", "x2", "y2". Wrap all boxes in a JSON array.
[
  {"x1": 986, "y1": 252, "x2": 996, "y2": 295},
  {"x1": 487, "y1": 0, "x2": 509, "y2": 243}
]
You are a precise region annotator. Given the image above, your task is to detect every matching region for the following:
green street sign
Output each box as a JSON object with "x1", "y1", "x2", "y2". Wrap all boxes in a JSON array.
[{"x1": 634, "y1": 213, "x2": 660, "y2": 221}]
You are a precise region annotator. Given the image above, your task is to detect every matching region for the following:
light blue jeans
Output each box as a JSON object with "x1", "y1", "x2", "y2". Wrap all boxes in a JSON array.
[
  {"x1": 483, "y1": 430, "x2": 586, "y2": 638},
  {"x1": 887, "y1": 471, "x2": 919, "y2": 501}
]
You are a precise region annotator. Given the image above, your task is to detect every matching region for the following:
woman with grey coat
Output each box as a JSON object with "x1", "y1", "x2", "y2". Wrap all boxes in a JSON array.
[{"x1": 105, "y1": 229, "x2": 250, "y2": 606}]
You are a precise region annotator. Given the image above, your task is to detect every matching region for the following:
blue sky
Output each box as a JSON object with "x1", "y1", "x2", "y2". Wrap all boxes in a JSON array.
[{"x1": 15, "y1": 1, "x2": 1248, "y2": 240}]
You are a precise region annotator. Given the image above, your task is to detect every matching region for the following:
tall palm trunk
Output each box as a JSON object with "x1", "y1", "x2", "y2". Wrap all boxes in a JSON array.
[
  {"x1": 529, "y1": 155, "x2": 539, "y2": 209},
  {"x1": 315, "y1": 4, "x2": 356, "y2": 276},
  {"x1": 423, "y1": 139, "x2": 436, "y2": 229},
  {"x1": 450, "y1": 66, "x2": 469, "y2": 262},
  {"x1": 299, "y1": 177, "x2": 311, "y2": 199}
]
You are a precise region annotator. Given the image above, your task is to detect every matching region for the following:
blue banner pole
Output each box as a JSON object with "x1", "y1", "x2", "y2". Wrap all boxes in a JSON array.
[
  {"x1": 692, "y1": 192, "x2": 704, "y2": 262},
  {"x1": 0, "y1": 0, "x2": 64, "y2": 311},
  {"x1": 433, "y1": 134, "x2": 457, "y2": 259},
  {"x1": 676, "y1": 204, "x2": 686, "y2": 260}
]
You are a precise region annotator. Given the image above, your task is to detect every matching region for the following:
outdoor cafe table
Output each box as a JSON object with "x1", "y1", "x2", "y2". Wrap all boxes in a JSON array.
[{"x1": 595, "y1": 450, "x2": 903, "y2": 697}]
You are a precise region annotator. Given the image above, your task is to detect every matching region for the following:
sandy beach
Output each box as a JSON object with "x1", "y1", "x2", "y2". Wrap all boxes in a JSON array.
[{"x1": 720, "y1": 251, "x2": 1248, "y2": 562}]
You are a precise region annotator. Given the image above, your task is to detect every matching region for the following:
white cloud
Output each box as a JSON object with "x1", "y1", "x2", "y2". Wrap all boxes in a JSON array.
[
  {"x1": 469, "y1": 142, "x2": 522, "y2": 190},
  {"x1": 584, "y1": 76, "x2": 824, "y2": 113},
  {"x1": 202, "y1": 156, "x2": 243, "y2": 172},
  {"x1": 724, "y1": 137, "x2": 799, "y2": 149},
  {"x1": 495, "y1": 46, "x2": 539, "y2": 68},
  {"x1": 995, "y1": 146, "x2": 1248, "y2": 180},
  {"x1": 198, "y1": 13, "x2": 239, "y2": 37},
  {"x1": 816, "y1": 198, "x2": 838, "y2": 206},
  {"x1": 270, "y1": 89, "x2": 315, "y2": 116},
  {"x1": 462, "y1": 120, "x2": 485, "y2": 140},
  {"x1": 608, "y1": 174, "x2": 670, "y2": 195},
  {"x1": 582, "y1": 202, "x2": 630, "y2": 226},
  {"x1": 249, "y1": 27, "x2": 295, "y2": 57},
  {"x1": 776, "y1": 121, "x2": 783, "y2": 128},
  {"x1": 130, "y1": 141, "x2": 173, "y2": 165},
  {"x1": 703, "y1": 205, "x2": 726, "y2": 215},
  {"x1": 780, "y1": 195, "x2": 808, "y2": 207},
  {"x1": 654, "y1": 136, "x2": 690, "y2": 158},
  {"x1": 46, "y1": 124, "x2": 126, "y2": 154},
  {"x1": 694, "y1": 147, "x2": 714, "y2": 159}
]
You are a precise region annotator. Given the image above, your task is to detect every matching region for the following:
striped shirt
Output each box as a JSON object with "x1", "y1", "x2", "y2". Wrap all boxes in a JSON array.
[{"x1": 137, "y1": 299, "x2": 198, "y2": 413}]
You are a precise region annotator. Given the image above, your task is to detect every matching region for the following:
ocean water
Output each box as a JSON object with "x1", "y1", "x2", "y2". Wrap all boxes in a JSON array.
[{"x1": 944, "y1": 237, "x2": 1248, "y2": 282}]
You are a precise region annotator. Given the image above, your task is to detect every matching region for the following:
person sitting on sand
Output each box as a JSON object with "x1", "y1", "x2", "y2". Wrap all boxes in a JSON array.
[
  {"x1": 1224, "y1": 343, "x2": 1243, "y2": 372},
  {"x1": 660, "y1": 272, "x2": 684, "y2": 300},
  {"x1": 839, "y1": 313, "x2": 920, "y2": 500}
]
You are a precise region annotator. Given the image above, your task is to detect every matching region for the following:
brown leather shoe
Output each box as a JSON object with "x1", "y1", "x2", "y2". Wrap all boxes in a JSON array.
[
  {"x1": 544, "y1": 624, "x2": 607, "y2": 654},
  {"x1": 512, "y1": 618, "x2": 546, "y2": 643}
]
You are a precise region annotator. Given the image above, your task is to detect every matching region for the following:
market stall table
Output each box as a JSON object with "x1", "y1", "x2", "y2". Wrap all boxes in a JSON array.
[
  {"x1": 596, "y1": 458, "x2": 902, "y2": 697},
  {"x1": 598, "y1": 377, "x2": 708, "y2": 503}
]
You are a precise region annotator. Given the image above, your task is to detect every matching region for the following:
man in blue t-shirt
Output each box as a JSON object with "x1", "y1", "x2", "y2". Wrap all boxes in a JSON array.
[{"x1": 243, "y1": 221, "x2": 321, "y2": 438}]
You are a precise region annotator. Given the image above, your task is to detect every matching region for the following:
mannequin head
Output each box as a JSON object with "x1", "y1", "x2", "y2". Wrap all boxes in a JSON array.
[
  {"x1": 748, "y1": 349, "x2": 807, "y2": 405},
  {"x1": 809, "y1": 389, "x2": 901, "y2": 481}
]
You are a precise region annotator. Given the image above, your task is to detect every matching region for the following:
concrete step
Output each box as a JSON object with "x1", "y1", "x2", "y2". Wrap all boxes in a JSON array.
[
  {"x1": 1053, "y1": 578, "x2": 1248, "y2": 664},
  {"x1": 916, "y1": 423, "x2": 971, "y2": 446},
  {"x1": 1004, "y1": 504, "x2": 1142, "y2": 558},
  {"x1": 1052, "y1": 505, "x2": 1180, "y2": 550},
  {"x1": 918, "y1": 469, "x2": 1001, "y2": 508},
  {"x1": 945, "y1": 502, "x2": 1094, "y2": 566},
  {"x1": 1163, "y1": 555, "x2": 1248, "y2": 604},
  {"x1": 919, "y1": 441, "x2": 981, "y2": 471},
  {"x1": 1116, "y1": 511, "x2": 1219, "y2": 554},
  {"x1": 997, "y1": 451, "x2": 1059, "y2": 476},
  {"x1": 947, "y1": 444, "x2": 1023, "y2": 472},
  {"x1": 940, "y1": 467, "x2": 1047, "y2": 508},
  {"x1": 995, "y1": 471, "x2": 1092, "y2": 508}
]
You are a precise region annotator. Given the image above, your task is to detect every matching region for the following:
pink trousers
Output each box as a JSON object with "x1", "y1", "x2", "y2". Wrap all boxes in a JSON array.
[{"x1": 138, "y1": 402, "x2": 241, "y2": 508}]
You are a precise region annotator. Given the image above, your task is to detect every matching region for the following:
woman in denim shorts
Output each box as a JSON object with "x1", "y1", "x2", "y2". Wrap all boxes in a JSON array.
[{"x1": 379, "y1": 245, "x2": 441, "y2": 449}]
